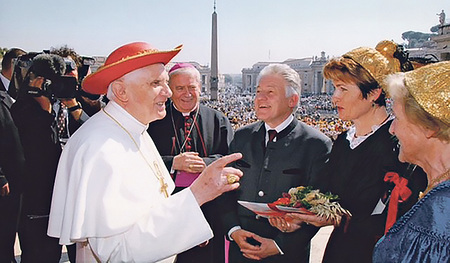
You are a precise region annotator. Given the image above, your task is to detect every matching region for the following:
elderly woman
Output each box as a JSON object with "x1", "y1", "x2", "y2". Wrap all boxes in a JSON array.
[
  {"x1": 373, "y1": 61, "x2": 450, "y2": 262},
  {"x1": 269, "y1": 43, "x2": 426, "y2": 262}
]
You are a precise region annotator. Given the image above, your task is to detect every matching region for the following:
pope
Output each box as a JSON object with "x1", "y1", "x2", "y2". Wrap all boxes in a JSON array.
[{"x1": 47, "y1": 42, "x2": 243, "y2": 263}]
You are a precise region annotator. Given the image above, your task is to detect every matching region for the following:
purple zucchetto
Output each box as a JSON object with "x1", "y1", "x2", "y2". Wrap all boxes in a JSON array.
[{"x1": 168, "y1": 62, "x2": 195, "y2": 74}]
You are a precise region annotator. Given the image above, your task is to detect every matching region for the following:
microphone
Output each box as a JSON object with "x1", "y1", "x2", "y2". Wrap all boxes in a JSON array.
[
  {"x1": 25, "y1": 54, "x2": 66, "y2": 98},
  {"x1": 29, "y1": 54, "x2": 66, "y2": 80}
]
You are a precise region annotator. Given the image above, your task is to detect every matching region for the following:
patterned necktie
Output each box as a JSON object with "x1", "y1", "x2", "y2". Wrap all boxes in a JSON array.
[
  {"x1": 57, "y1": 104, "x2": 68, "y2": 139},
  {"x1": 268, "y1": 129, "x2": 277, "y2": 143}
]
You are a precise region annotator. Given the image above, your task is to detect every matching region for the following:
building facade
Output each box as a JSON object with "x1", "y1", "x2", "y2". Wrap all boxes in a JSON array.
[
  {"x1": 432, "y1": 23, "x2": 450, "y2": 61},
  {"x1": 166, "y1": 61, "x2": 213, "y2": 93},
  {"x1": 405, "y1": 23, "x2": 450, "y2": 62},
  {"x1": 90, "y1": 58, "x2": 222, "y2": 96},
  {"x1": 241, "y1": 51, "x2": 333, "y2": 95}
]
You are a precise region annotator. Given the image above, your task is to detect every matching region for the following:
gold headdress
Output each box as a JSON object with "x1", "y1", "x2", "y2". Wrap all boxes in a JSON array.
[
  {"x1": 404, "y1": 61, "x2": 450, "y2": 125},
  {"x1": 343, "y1": 46, "x2": 399, "y2": 88},
  {"x1": 375, "y1": 40, "x2": 402, "y2": 73}
]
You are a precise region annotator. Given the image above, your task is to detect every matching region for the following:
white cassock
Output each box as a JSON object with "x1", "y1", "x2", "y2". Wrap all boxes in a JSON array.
[{"x1": 48, "y1": 101, "x2": 213, "y2": 263}]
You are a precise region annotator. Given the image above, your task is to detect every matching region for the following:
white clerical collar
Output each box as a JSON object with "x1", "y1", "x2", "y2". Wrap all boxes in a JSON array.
[
  {"x1": 264, "y1": 114, "x2": 293, "y2": 142},
  {"x1": 104, "y1": 101, "x2": 149, "y2": 136},
  {"x1": 346, "y1": 115, "x2": 393, "y2": 149},
  {"x1": 172, "y1": 103, "x2": 199, "y2": 117},
  {"x1": 0, "y1": 73, "x2": 10, "y2": 91}
]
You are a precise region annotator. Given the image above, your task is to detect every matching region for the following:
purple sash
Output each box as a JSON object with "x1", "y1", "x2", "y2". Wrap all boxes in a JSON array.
[{"x1": 175, "y1": 171, "x2": 201, "y2": 187}]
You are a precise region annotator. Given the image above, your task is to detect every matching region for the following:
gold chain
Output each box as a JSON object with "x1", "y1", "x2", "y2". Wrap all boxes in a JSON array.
[
  {"x1": 102, "y1": 108, "x2": 169, "y2": 198},
  {"x1": 170, "y1": 102, "x2": 199, "y2": 153},
  {"x1": 419, "y1": 168, "x2": 450, "y2": 199}
]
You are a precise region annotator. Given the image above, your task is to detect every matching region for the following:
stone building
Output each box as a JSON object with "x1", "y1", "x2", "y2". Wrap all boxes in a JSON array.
[
  {"x1": 90, "y1": 58, "x2": 222, "y2": 96},
  {"x1": 241, "y1": 51, "x2": 332, "y2": 95},
  {"x1": 432, "y1": 23, "x2": 450, "y2": 61},
  {"x1": 166, "y1": 61, "x2": 214, "y2": 93},
  {"x1": 405, "y1": 15, "x2": 450, "y2": 62}
]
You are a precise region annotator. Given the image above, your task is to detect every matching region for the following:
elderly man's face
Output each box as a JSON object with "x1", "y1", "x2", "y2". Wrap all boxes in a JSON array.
[
  {"x1": 254, "y1": 74, "x2": 297, "y2": 128},
  {"x1": 169, "y1": 72, "x2": 201, "y2": 113},
  {"x1": 125, "y1": 63, "x2": 171, "y2": 124}
]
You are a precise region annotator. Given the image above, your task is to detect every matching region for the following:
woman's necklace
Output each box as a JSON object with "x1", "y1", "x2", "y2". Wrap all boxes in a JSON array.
[
  {"x1": 419, "y1": 168, "x2": 450, "y2": 199},
  {"x1": 102, "y1": 108, "x2": 169, "y2": 198},
  {"x1": 354, "y1": 114, "x2": 391, "y2": 138}
]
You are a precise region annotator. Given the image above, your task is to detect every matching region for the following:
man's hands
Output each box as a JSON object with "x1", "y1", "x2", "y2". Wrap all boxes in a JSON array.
[
  {"x1": 173, "y1": 152, "x2": 206, "y2": 173},
  {"x1": 1, "y1": 183, "x2": 10, "y2": 197},
  {"x1": 60, "y1": 98, "x2": 83, "y2": 121},
  {"x1": 28, "y1": 74, "x2": 83, "y2": 120},
  {"x1": 190, "y1": 153, "x2": 243, "y2": 206},
  {"x1": 268, "y1": 216, "x2": 301, "y2": 233},
  {"x1": 231, "y1": 229, "x2": 280, "y2": 260},
  {"x1": 269, "y1": 213, "x2": 335, "y2": 233},
  {"x1": 29, "y1": 76, "x2": 51, "y2": 113}
]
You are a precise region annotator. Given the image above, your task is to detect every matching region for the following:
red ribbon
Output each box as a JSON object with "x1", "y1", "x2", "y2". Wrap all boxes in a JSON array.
[{"x1": 384, "y1": 172, "x2": 412, "y2": 234}]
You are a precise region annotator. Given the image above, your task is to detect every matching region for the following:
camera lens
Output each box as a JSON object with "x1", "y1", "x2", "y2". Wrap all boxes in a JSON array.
[{"x1": 64, "y1": 58, "x2": 77, "y2": 71}]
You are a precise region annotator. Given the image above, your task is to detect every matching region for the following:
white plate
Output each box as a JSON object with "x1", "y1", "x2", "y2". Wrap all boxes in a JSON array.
[{"x1": 275, "y1": 205, "x2": 313, "y2": 214}]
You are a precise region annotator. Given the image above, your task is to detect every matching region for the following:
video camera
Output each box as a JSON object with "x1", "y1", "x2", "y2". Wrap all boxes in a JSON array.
[
  {"x1": 9, "y1": 52, "x2": 41, "y2": 100},
  {"x1": 22, "y1": 53, "x2": 78, "y2": 99},
  {"x1": 11, "y1": 51, "x2": 100, "y2": 101},
  {"x1": 27, "y1": 74, "x2": 78, "y2": 99},
  {"x1": 76, "y1": 56, "x2": 101, "y2": 101},
  {"x1": 78, "y1": 56, "x2": 95, "y2": 82}
]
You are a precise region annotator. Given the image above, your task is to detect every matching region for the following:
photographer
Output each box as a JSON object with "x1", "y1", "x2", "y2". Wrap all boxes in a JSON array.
[
  {"x1": 50, "y1": 45, "x2": 91, "y2": 146},
  {"x1": 75, "y1": 56, "x2": 104, "y2": 116},
  {"x1": 0, "y1": 48, "x2": 26, "y2": 263},
  {"x1": 10, "y1": 53, "x2": 85, "y2": 262}
]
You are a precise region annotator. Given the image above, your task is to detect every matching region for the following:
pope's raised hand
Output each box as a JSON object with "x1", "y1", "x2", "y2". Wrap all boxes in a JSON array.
[{"x1": 190, "y1": 153, "x2": 243, "y2": 206}]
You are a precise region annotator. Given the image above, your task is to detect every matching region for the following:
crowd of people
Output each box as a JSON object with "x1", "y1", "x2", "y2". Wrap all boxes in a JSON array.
[
  {"x1": 0, "y1": 39, "x2": 448, "y2": 263},
  {"x1": 204, "y1": 89, "x2": 352, "y2": 140}
]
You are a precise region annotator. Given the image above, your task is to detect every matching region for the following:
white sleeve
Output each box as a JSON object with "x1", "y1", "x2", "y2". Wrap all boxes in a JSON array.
[{"x1": 88, "y1": 188, "x2": 213, "y2": 262}]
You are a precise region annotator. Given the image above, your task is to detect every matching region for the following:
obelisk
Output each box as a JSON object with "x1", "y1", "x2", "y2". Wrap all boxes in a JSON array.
[{"x1": 210, "y1": 0, "x2": 218, "y2": 100}]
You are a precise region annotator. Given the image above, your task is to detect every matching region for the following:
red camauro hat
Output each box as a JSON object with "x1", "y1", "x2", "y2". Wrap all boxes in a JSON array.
[{"x1": 82, "y1": 42, "x2": 183, "y2": 95}]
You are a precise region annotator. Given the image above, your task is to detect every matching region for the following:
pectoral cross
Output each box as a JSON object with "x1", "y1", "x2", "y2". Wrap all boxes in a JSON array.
[
  {"x1": 159, "y1": 177, "x2": 169, "y2": 198},
  {"x1": 154, "y1": 161, "x2": 169, "y2": 198}
]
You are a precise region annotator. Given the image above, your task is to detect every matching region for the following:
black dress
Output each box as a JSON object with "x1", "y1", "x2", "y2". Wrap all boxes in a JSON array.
[{"x1": 315, "y1": 120, "x2": 426, "y2": 263}]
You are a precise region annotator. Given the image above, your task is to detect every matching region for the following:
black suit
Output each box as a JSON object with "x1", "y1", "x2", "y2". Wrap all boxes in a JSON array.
[
  {"x1": 11, "y1": 94, "x2": 62, "y2": 262},
  {"x1": 0, "y1": 79, "x2": 14, "y2": 111},
  {"x1": 0, "y1": 76, "x2": 16, "y2": 103},
  {"x1": 148, "y1": 100, "x2": 233, "y2": 263},
  {"x1": 0, "y1": 90, "x2": 25, "y2": 262},
  {"x1": 0, "y1": 79, "x2": 5, "y2": 91},
  {"x1": 221, "y1": 118, "x2": 332, "y2": 263},
  {"x1": 0, "y1": 76, "x2": 7, "y2": 92},
  {"x1": 149, "y1": 101, "x2": 233, "y2": 170}
]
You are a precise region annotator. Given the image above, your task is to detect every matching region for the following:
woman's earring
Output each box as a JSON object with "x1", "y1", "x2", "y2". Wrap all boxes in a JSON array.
[{"x1": 372, "y1": 101, "x2": 376, "y2": 108}]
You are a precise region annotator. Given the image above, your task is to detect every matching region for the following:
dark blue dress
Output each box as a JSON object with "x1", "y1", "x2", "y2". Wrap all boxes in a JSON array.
[{"x1": 373, "y1": 180, "x2": 450, "y2": 263}]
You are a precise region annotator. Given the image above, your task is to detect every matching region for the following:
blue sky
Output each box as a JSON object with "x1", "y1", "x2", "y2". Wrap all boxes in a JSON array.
[{"x1": 1, "y1": 0, "x2": 448, "y2": 74}]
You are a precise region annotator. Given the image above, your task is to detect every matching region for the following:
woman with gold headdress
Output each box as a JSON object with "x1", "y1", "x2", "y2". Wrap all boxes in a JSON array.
[
  {"x1": 373, "y1": 61, "x2": 450, "y2": 262},
  {"x1": 268, "y1": 42, "x2": 427, "y2": 262}
]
